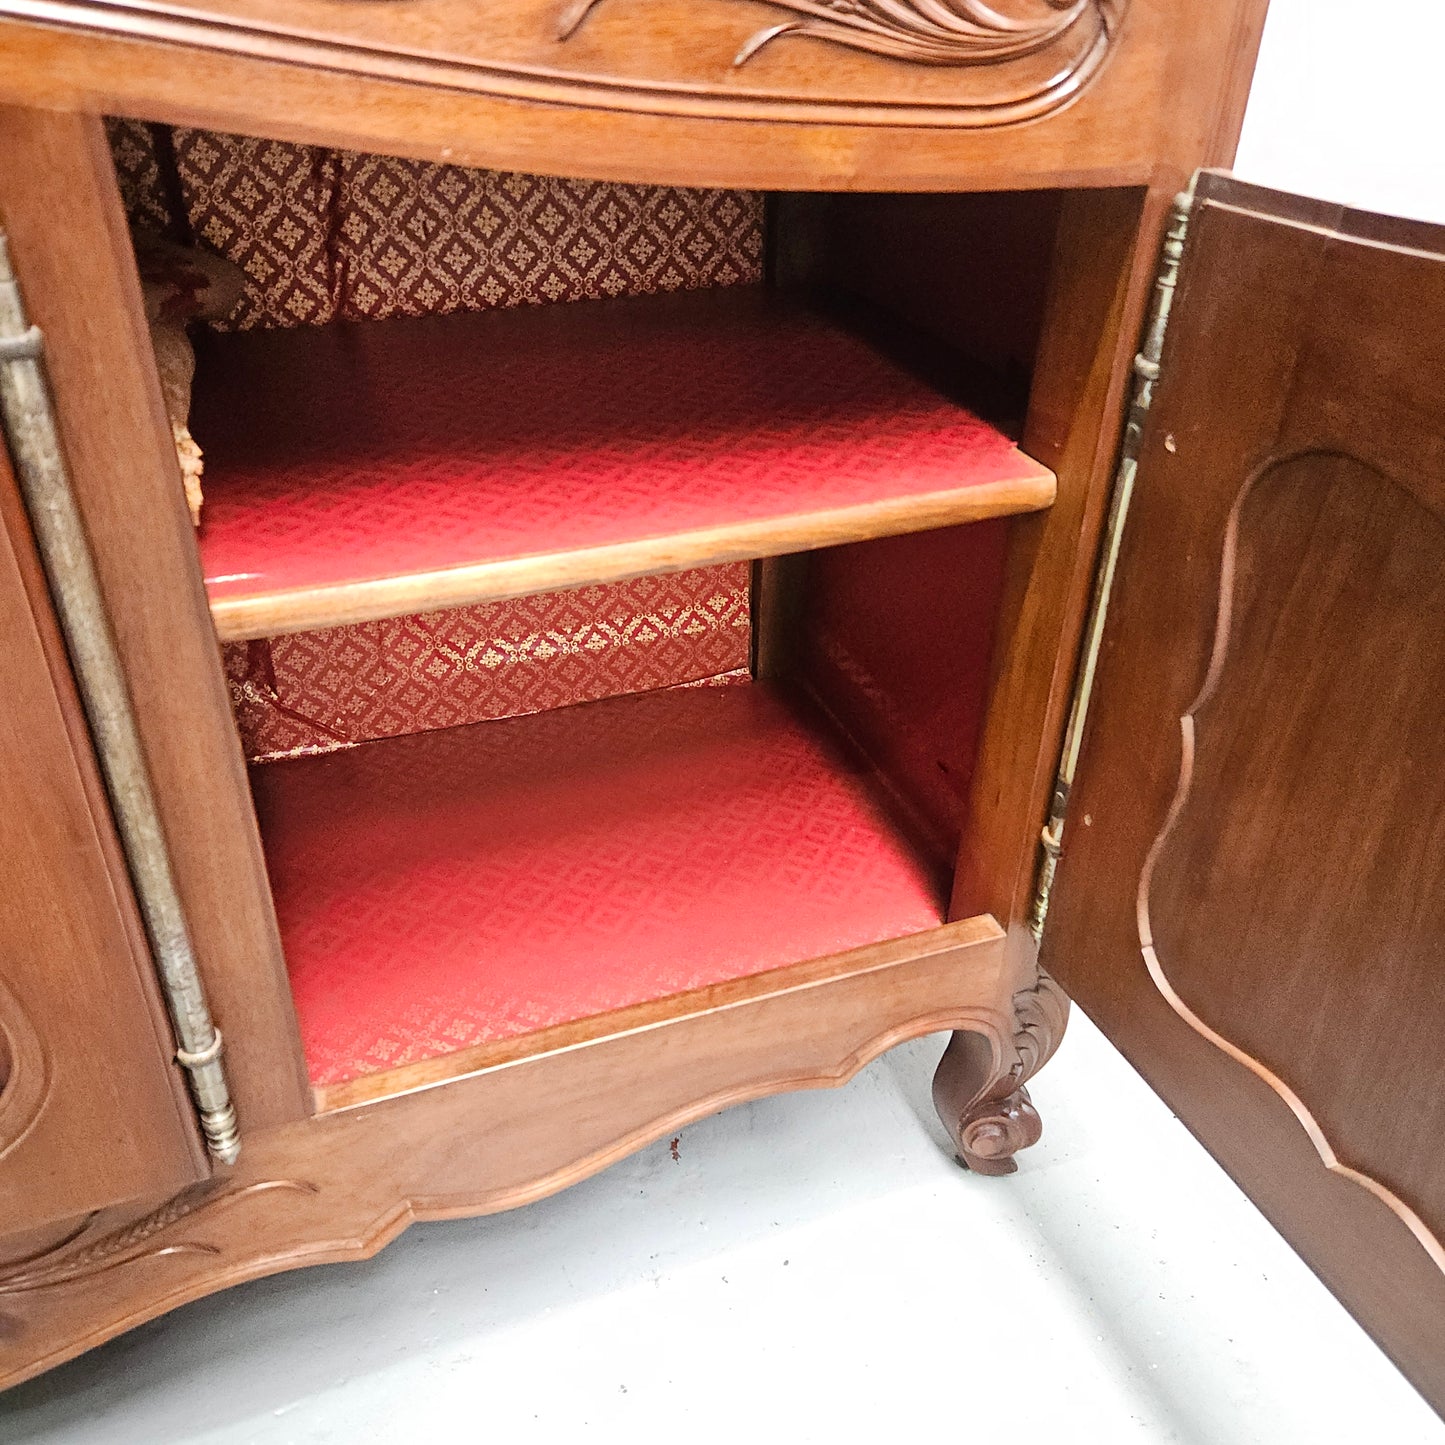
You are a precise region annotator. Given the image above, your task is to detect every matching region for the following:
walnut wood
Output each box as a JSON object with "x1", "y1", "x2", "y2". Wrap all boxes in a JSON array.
[
  {"x1": 763, "y1": 187, "x2": 1155, "y2": 1191},
  {"x1": 0, "y1": 396, "x2": 203, "y2": 1180},
  {"x1": 0, "y1": 2, "x2": 1268, "y2": 191},
  {"x1": 750, "y1": 553, "x2": 807, "y2": 681},
  {"x1": 1046, "y1": 171, "x2": 1445, "y2": 1415},
  {"x1": 0, "y1": 916, "x2": 1008, "y2": 1386},
  {"x1": 0, "y1": 107, "x2": 311, "y2": 1129},
  {"x1": 210, "y1": 470, "x2": 1054, "y2": 643},
  {"x1": 954, "y1": 185, "x2": 1169, "y2": 960},
  {"x1": 554, "y1": 0, "x2": 1122, "y2": 87},
  {"x1": 774, "y1": 185, "x2": 1168, "y2": 978},
  {"x1": 0, "y1": 0, "x2": 1274, "y2": 1387},
  {"x1": 933, "y1": 966, "x2": 1068, "y2": 1175},
  {"x1": 0, "y1": 448, "x2": 202, "y2": 1238},
  {"x1": 1146, "y1": 457, "x2": 1445, "y2": 1258}
]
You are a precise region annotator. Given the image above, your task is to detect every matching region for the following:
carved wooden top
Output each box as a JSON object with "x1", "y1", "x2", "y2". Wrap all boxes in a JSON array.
[
  {"x1": 0, "y1": 0, "x2": 1128, "y2": 128},
  {"x1": 558, "y1": 0, "x2": 1117, "y2": 79},
  {"x1": 0, "y1": 0, "x2": 1268, "y2": 196}
]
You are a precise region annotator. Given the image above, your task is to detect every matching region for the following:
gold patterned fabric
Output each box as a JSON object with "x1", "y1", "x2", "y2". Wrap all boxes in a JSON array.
[
  {"x1": 223, "y1": 566, "x2": 752, "y2": 761},
  {"x1": 107, "y1": 118, "x2": 765, "y2": 329}
]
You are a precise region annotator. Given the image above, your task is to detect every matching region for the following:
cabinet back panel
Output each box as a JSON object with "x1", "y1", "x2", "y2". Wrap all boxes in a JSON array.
[{"x1": 786, "y1": 524, "x2": 1007, "y2": 870}]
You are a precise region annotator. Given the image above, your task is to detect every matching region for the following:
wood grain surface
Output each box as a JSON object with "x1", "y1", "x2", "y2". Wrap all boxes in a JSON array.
[
  {"x1": 0, "y1": 107, "x2": 312, "y2": 1129},
  {"x1": 0, "y1": 2, "x2": 1268, "y2": 191},
  {"x1": 0, "y1": 450, "x2": 202, "y2": 1238},
  {"x1": 0, "y1": 917, "x2": 1009, "y2": 1385},
  {"x1": 1047, "y1": 171, "x2": 1445, "y2": 1416}
]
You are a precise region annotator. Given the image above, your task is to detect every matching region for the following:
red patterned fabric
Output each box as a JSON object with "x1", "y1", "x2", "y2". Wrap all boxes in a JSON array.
[
  {"x1": 222, "y1": 564, "x2": 750, "y2": 760},
  {"x1": 250, "y1": 681, "x2": 946, "y2": 1087},
  {"x1": 191, "y1": 292, "x2": 1037, "y2": 612},
  {"x1": 108, "y1": 122, "x2": 764, "y2": 330},
  {"x1": 176, "y1": 129, "x2": 338, "y2": 329},
  {"x1": 796, "y1": 524, "x2": 1009, "y2": 862}
]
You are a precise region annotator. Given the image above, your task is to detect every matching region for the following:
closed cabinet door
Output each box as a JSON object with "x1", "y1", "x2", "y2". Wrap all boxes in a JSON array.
[
  {"x1": 1047, "y1": 171, "x2": 1445, "y2": 1413},
  {"x1": 0, "y1": 453, "x2": 202, "y2": 1240}
]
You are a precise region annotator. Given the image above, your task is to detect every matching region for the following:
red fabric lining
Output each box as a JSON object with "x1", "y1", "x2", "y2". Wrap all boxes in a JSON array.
[
  {"x1": 251, "y1": 680, "x2": 946, "y2": 1087},
  {"x1": 191, "y1": 290, "x2": 1036, "y2": 612}
]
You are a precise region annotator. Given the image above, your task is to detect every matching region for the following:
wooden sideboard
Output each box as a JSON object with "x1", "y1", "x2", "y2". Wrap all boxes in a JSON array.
[{"x1": 1, "y1": 0, "x2": 1442, "y2": 1418}]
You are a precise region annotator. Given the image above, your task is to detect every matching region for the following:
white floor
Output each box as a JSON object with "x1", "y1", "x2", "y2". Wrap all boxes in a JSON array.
[{"x1": 3, "y1": 1011, "x2": 1439, "y2": 1443}]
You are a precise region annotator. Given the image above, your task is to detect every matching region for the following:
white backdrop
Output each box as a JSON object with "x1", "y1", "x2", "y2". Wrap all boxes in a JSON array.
[{"x1": 1234, "y1": 0, "x2": 1445, "y2": 222}]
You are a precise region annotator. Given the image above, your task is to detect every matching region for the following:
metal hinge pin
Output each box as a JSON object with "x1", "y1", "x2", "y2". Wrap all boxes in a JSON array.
[{"x1": 1027, "y1": 184, "x2": 1197, "y2": 945}]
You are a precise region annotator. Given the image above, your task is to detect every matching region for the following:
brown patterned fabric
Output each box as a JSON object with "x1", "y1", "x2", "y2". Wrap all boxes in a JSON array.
[
  {"x1": 107, "y1": 120, "x2": 765, "y2": 330},
  {"x1": 322, "y1": 150, "x2": 764, "y2": 325},
  {"x1": 175, "y1": 130, "x2": 339, "y2": 330},
  {"x1": 106, "y1": 117, "x2": 174, "y2": 234}
]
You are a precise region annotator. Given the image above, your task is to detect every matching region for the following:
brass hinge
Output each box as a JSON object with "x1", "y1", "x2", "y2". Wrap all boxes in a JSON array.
[
  {"x1": 1027, "y1": 182, "x2": 1198, "y2": 945},
  {"x1": 0, "y1": 231, "x2": 241, "y2": 1164}
]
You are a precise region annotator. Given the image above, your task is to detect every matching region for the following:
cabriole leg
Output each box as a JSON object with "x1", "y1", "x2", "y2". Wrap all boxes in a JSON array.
[{"x1": 933, "y1": 968, "x2": 1069, "y2": 1175}]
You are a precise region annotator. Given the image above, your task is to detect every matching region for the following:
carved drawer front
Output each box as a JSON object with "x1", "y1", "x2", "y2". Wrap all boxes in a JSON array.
[{"x1": 50, "y1": 0, "x2": 1144, "y2": 130}]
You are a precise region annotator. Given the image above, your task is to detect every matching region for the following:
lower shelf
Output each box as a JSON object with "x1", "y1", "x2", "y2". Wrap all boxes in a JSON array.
[
  {"x1": 249, "y1": 678, "x2": 951, "y2": 1098},
  {"x1": 0, "y1": 913, "x2": 1008, "y2": 1388}
]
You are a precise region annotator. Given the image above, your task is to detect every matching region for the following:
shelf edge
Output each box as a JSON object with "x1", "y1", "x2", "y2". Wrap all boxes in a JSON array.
[
  {"x1": 312, "y1": 912, "x2": 1004, "y2": 1114},
  {"x1": 208, "y1": 468, "x2": 1055, "y2": 641}
]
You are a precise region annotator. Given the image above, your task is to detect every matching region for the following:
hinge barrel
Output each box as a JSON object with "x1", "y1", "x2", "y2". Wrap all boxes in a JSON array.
[
  {"x1": 1027, "y1": 183, "x2": 1197, "y2": 944},
  {"x1": 0, "y1": 230, "x2": 240, "y2": 1165}
]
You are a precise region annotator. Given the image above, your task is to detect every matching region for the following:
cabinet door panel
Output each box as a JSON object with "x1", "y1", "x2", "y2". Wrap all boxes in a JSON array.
[
  {"x1": 0, "y1": 455, "x2": 202, "y2": 1239},
  {"x1": 1047, "y1": 172, "x2": 1445, "y2": 1413}
]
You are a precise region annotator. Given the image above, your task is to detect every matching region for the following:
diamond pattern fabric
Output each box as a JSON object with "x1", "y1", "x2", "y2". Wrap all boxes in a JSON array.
[
  {"x1": 106, "y1": 119, "x2": 764, "y2": 330},
  {"x1": 251, "y1": 681, "x2": 946, "y2": 1087},
  {"x1": 108, "y1": 121, "x2": 967, "y2": 1093},
  {"x1": 222, "y1": 565, "x2": 751, "y2": 760},
  {"x1": 107, "y1": 117, "x2": 174, "y2": 234}
]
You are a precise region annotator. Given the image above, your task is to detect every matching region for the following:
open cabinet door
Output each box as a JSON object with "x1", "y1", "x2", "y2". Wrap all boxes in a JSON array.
[{"x1": 1044, "y1": 171, "x2": 1445, "y2": 1414}]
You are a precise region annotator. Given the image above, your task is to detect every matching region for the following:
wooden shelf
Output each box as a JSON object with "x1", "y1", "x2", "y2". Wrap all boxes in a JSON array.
[
  {"x1": 192, "y1": 289, "x2": 1055, "y2": 642},
  {"x1": 314, "y1": 916, "x2": 1005, "y2": 1115},
  {"x1": 248, "y1": 678, "x2": 952, "y2": 1097}
]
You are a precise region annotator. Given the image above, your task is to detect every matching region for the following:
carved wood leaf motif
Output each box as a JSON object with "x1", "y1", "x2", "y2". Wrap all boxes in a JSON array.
[
  {"x1": 0, "y1": 975, "x2": 48, "y2": 1162},
  {"x1": 558, "y1": 0, "x2": 1118, "y2": 72},
  {"x1": 0, "y1": 1180, "x2": 317, "y2": 1295}
]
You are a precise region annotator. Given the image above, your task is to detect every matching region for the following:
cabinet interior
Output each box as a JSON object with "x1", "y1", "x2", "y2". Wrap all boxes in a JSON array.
[{"x1": 106, "y1": 119, "x2": 1065, "y2": 1107}]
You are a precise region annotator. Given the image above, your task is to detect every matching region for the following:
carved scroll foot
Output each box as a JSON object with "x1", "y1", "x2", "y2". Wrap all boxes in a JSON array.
[
  {"x1": 933, "y1": 968, "x2": 1068, "y2": 1175},
  {"x1": 954, "y1": 1086, "x2": 1043, "y2": 1176}
]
